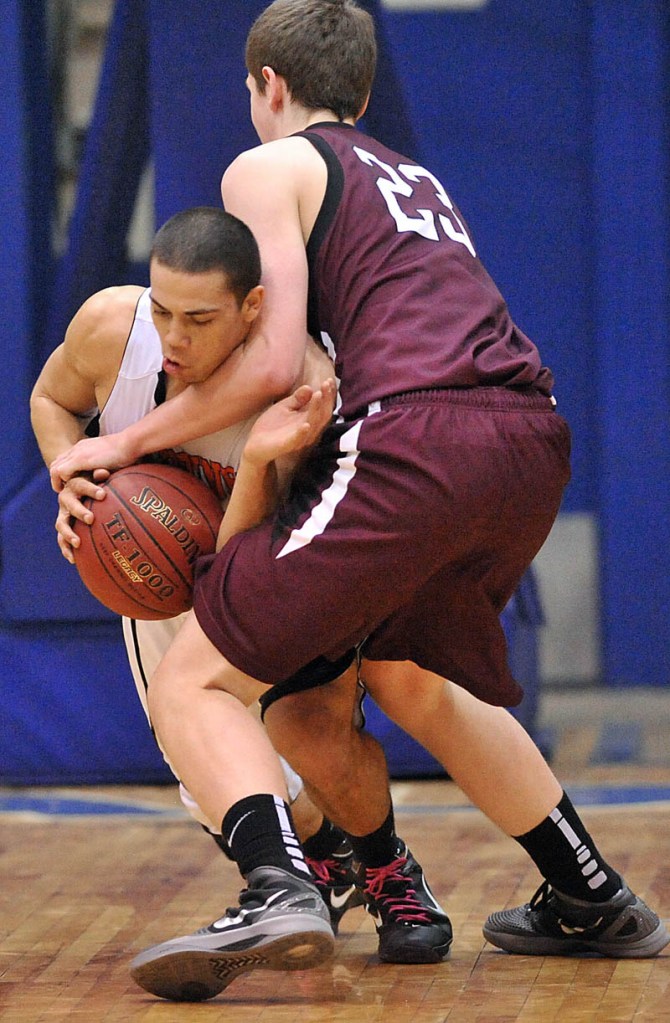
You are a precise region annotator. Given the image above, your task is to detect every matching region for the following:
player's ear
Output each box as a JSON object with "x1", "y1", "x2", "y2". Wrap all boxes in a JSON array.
[
  {"x1": 242, "y1": 285, "x2": 264, "y2": 323},
  {"x1": 355, "y1": 93, "x2": 371, "y2": 122},
  {"x1": 263, "y1": 66, "x2": 286, "y2": 111}
]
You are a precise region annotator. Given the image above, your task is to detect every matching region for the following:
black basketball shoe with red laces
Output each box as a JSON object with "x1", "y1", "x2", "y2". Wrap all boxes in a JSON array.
[{"x1": 362, "y1": 840, "x2": 452, "y2": 963}]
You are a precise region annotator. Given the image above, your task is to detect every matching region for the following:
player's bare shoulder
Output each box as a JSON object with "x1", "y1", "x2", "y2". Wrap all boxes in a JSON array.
[
  {"x1": 72, "y1": 285, "x2": 144, "y2": 344},
  {"x1": 224, "y1": 135, "x2": 322, "y2": 184},
  {"x1": 222, "y1": 138, "x2": 326, "y2": 242},
  {"x1": 64, "y1": 285, "x2": 145, "y2": 391},
  {"x1": 67, "y1": 285, "x2": 143, "y2": 357}
]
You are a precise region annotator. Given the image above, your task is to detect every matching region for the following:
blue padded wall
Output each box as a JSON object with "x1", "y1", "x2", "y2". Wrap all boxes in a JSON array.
[
  {"x1": 0, "y1": 620, "x2": 170, "y2": 785},
  {"x1": 381, "y1": 0, "x2": 595, "y2": 509},
  {"x1": 44, "y1": 0, "x2": 151, "y2": 363},
  {"x1": 0, "y1": 0, "x2": 54, "y2": 497},
  {"x1": 590, "y1": 3, "x2": 670, "y2": 686}
]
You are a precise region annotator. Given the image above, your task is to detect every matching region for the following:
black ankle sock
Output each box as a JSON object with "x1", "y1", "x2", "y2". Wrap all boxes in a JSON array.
[
  {"x1": 221, "y1": 794, "x2": 312, "y2": 881},
  {"x1": 302, "y1": 818, "x2": 348, "y2": 861},
  {"x1": 514, "y1": 791, "x2": 622, "y2": 901},
  {"x1": 346, "y1": 805, "x2": 399, "y2": 868},
  {"x1": 203, "y1": 825, "x2": 234, "y2": 861}
]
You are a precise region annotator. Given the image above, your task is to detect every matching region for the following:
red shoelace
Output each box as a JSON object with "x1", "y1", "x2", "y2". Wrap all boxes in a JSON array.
[
  {"x1": 364, "y1": 856, "x2": 432, "y2": 924},
  {"x1": 306, "y1": 856, "x2": 341, "y2": 885}
]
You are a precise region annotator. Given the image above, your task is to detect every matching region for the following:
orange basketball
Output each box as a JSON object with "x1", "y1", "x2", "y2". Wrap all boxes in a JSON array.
[{"x1": 73, "y1": 463, "x2": 223, "y2": 620}]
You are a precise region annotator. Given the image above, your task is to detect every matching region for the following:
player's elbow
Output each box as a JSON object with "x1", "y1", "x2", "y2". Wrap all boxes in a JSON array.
[
  {"x1": 29, "y1": 389, "x2": 49, "y2": 441},
  {"x1": 257, "y1": 358, "x2": 302, "y2": 402},
  {"x1": 29, "y1": 380, "x2": 45, "y2": 414}
]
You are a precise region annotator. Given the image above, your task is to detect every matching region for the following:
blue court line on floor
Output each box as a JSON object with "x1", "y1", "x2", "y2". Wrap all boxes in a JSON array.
[
  {"x1": 567, "y1": 784, "x2": 670, "y2": 806},
  {"x1": 2, "y1": 785, "x2": 670, "y2": 819},
  {"x1": 591, "y1": 722, "x2": 643, "y2": 765},
  {"x1": 0, "y1": 795, "x2": 179, "y2": 817},
  {"x1": 395, "y1": 785, "x2": 670, "y2": 814}
]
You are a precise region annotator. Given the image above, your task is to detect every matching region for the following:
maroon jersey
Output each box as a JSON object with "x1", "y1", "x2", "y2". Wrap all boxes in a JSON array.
[{"x1": 301, "y1": 122, "x2": 554, "y2": 419}]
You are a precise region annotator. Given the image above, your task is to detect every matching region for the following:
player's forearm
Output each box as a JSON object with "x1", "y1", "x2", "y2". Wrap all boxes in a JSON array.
[
  {"x1": 216, "y1": 456, "x2": 278, "y2": 551},
  {"x1": 115, "y1": 343, "x2": 299, "y2": 461}
]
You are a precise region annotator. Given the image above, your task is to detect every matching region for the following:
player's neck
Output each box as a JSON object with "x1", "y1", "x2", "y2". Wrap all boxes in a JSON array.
[
  {"x1": 305, "y1": 111, "x2": 355, "y2": 128},
  {"x1": 164, "y1": 376, "x2": 187, "y2": 401},
  {"x1": 278, "y1": 106, "x2": 354, "y2": 138}
]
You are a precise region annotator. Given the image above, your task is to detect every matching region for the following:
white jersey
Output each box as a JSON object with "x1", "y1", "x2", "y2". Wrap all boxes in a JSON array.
[{"x1": 101, "y1": 290, "x2": 302, "y2": 823}]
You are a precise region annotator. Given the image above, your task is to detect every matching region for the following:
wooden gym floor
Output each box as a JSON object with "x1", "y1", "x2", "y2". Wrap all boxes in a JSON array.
[{"x1": 1, "y1": 687, "x2": 669, "y2": 1023}]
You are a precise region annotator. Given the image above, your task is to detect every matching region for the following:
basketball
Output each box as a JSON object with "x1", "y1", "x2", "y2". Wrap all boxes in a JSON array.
[{"x1": 73, "y1": 463, "x2": 223, "y2": 620}]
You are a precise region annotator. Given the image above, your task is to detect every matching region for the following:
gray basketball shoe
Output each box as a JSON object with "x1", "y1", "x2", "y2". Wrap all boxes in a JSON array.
[
  {"x1": 130, "y1": 866, "x2": 334, "y2": 1001},
  {"x1": 483, "y1": 880, "x2": 670, "y2": 958}
]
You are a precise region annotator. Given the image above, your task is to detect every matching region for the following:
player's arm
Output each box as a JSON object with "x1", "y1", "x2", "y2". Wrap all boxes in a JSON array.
[
  {"x1": 216, "y1": 379, "x2": 336, "y2": 550},
  {"x1": 215, "y1": 140, "x2": 328, "y2": 541},
  {"x1": 49, "y1": 145, "x2": 310, "y2": 490},
  {"x1": 30, "y1": 288, "x2": 134, "y2": 560}
]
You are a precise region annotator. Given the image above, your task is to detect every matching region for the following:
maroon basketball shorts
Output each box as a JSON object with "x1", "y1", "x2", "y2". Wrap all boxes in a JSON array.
[{"x1": 193, "y1": 388, "x2": 571, "y2": 707}]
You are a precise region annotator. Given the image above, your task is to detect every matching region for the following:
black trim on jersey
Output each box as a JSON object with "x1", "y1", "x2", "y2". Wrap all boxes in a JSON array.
[
  {"x1": 128, "y1": 618, "x2": 150, "y2": 701},
  {"x1": 154, "y1": 369, "x2": 167, "y2": 406},
  {"x1": 85, "y1": 413, "x2": 100, "y2": 438},
  {"x1": 299, "y1": 129, "x2": 345, "y2": 339},
  {"x1": 259, "y1": 648, "x2": 357, "y2": 719},
  {"x1": 85, "y1": 369, "x2": 165, "y2": 438}
]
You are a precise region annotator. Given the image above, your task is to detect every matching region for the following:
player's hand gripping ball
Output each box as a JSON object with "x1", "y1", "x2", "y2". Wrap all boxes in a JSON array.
[{"x1": 73, "y1": 463, "x2": 223, "y2": 620}]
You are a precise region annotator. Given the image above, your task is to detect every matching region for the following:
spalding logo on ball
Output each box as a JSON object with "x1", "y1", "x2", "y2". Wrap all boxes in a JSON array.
[{"x1": 73, "y1": 463, "x2": 223, "y2": 620}]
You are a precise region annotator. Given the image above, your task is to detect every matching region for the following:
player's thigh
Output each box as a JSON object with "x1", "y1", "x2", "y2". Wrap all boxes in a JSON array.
[
  {"x1": 122, "y1": 614, "x2": 185, "y2": 722},
  {"x1": 263, "y1": 662, "x2": 361, "y2": 763},
  {"x1": 150, "y1": 609, "x2": 270, "y2": 708},
  {"x1": 361, "y1": 658, "x2": 449, "y2": 729}
]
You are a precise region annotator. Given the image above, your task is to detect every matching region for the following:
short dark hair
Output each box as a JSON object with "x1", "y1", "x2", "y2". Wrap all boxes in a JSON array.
[
  {"x1": 246, "y1": 0, "x2": 376, "y2": 122},
  {"x1": 150, "y1": 207, "x2": 262, "y2": 305}
]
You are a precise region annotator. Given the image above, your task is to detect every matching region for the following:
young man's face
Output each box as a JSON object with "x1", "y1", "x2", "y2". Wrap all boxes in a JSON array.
[{"x1": 149, "y1": 261, "x2": 262, "y2": 390}]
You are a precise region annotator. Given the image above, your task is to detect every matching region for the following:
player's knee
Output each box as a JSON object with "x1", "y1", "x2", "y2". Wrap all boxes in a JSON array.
[
  {"x1": 147, "y1": 656, "x2": 197, "y2": 731},
  {"x1": 263, "y1": 691, "x2": 319, "y2": 767},
  {"x1": 266, "y1": 684, "x2": 350, "y2": 742},
  {"x1": 268, "y1": 699, "x2": 355, "y2": 793}
]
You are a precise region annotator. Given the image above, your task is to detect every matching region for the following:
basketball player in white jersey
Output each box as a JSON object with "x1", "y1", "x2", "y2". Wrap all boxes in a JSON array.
[{"x1": 30, "y1": 206, "x2": 362, "y2": 931}]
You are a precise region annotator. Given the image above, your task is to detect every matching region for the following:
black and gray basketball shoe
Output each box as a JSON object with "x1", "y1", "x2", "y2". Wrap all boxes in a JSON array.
[
  {"x1": 363, "y1": 840, "x2": 452, "y2": 963},
  {"x1": 306, "y1": 839, "x2": 366, "y2": 934},
  {"x1": 483, "y1": 880, "x2": 670, "y2": 958},
  {"x1": 130, "y1": 866, "x2": 334, "y2": 1001}
]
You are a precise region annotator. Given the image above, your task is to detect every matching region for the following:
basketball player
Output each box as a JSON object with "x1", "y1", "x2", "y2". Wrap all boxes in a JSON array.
[
  {"x1": 30, "y1": 206, "x2": 362, "y2": 933},
  {"x1": 49, "y1": 0, "x2": 668, "y2": 1002}
]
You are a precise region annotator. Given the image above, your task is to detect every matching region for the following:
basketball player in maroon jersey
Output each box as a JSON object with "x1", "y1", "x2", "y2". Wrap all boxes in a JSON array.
[{"x1": 50, "y1": 0, "x2": 668, "y2": 1001}]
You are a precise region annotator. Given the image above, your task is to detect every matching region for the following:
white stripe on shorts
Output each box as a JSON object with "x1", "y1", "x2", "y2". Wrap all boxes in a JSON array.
[{"x1": 276, "y1": 419, "x2": 363, "y2": 559}]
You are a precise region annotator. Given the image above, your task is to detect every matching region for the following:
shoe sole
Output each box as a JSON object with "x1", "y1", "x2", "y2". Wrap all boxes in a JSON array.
[
  {"x1": 482, "y1": 920, "x2": 670, "y2": 959},
  {"x1": 130, "y1": 929, "x2": 334, "y2": 1001}
]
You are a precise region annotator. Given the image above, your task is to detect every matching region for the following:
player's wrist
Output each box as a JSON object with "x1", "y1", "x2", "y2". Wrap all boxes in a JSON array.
[
  {"x1": 117, "y1": 423, "x2": 150, "y2": 463},
  {"x1": 238, "y1": 448, "x2": 274, "y2": 474}
]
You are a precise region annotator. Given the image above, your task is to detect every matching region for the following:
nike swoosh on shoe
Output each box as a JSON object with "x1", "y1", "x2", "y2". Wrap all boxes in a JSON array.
[
  {"x1": 329, "y1": 886, "x2": 357, "y2": 910},
  {"x1": 209, "y1": 889, "x2": 290, "y2": 930}
]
